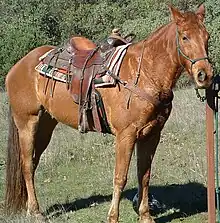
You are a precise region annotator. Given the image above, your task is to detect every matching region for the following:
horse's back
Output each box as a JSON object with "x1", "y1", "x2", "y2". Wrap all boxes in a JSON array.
[{"x1": 6, "y1": 45, "x2": 54, "y2": 86}]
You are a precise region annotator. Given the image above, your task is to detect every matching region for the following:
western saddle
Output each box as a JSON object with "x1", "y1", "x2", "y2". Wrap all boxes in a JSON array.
[{"x1": 42, "y1": 29, "x2": 135, "y2": 133}]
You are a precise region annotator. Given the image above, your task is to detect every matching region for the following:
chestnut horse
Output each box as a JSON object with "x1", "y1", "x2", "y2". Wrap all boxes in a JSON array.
[{"x1": 5, "y1": 4, "x2": 213, "y2": 223}]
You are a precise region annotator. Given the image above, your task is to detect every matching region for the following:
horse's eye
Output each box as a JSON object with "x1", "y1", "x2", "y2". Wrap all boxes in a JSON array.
[{"x1": 182, "y1": 36, "x2": 189, "y2": 41}]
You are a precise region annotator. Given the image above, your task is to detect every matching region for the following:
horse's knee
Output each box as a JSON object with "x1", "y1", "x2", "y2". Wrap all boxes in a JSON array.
[{"x1": 114, "y1": 175, "x2": 127, "y2": 189}]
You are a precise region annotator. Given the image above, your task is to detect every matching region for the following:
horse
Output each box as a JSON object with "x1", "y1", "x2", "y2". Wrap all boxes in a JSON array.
[{"x1": 4, "y1": 4, "x2": 213, "y2": 223}]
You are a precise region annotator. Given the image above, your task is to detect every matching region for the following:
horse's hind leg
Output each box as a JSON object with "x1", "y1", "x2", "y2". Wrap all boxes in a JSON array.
[
  {"x1": 13, "y1": 113, "x2": 42, "y2": 216},
  {"x1": 13, "y1": 110, "x2": 57, "y2": 217},
  {"x1": 23, "y1": 111, "x2": 57, "y2": 216},
  {"x1": 136, "y1": 132, "x2": 161, "y2": 223},
  {"x1": 33, "y1": 111, "x2": 58, "y2": 171}
]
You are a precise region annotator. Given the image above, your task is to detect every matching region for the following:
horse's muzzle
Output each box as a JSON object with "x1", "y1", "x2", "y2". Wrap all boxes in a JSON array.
[{"x1": 194, "y1": 67, "x2": 213, "y2": 89}]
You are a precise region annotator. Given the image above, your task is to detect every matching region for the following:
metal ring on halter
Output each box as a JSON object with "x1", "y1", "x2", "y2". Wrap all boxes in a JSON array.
[{"x1": 195, "y1": 88, "x2": 206, "y2": 102}]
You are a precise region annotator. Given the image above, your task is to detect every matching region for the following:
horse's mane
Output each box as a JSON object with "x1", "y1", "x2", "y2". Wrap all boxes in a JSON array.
[
  {"x1": 144, "y1": 23, "x2": 169, "y2": 41},
  {"x1": 129, "y1": 21, "x2": 174, "y2": 52},
  {"x1": 134, "y1": 10, "x2": 200, "y2": 48}
]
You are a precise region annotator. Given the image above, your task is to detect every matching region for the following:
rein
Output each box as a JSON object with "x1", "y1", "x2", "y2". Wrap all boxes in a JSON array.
[
  {"x1": 105, "y1": 39, "x2": 166, "y2": 107},
  {"x1": 106, "y1": 68, "x2": 161, "y2": 107},
  {"x1": 107, "y1": 39, "x2": 173, "y2": 108},
  {"x1": 126, "y1": 40, "x2": 147, "y2": 108}
]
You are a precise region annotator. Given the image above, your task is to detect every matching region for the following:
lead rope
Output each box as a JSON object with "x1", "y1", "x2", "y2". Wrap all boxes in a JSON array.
[
  {"x1": 195, "y1": 88, "x2": 206, "y2": 102},
  {"x1": 127, "y1": 40, "x2": 146, "y2": 109}
]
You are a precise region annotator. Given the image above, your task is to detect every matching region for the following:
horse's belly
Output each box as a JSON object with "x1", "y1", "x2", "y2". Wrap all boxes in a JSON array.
[{"x1": 36, "y1": 75, "x2": 79, "y2": 129}]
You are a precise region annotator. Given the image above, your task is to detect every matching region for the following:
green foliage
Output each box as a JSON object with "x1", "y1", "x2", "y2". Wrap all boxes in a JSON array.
[
  {"x1": 0, "y1": 0, "x2": 220, "y2": 88},
  {"x1": 205, "y1": 0, "x2": 220, "y2": 73}
]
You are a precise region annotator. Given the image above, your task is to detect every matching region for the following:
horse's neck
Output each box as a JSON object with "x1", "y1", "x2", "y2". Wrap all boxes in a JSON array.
[{"x1": 135, "y1": 23, "x2": 182, "y2": 91}]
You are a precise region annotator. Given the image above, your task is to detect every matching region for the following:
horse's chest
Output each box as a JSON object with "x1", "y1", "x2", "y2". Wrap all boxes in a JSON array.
[
  {"x1": 156, "y1": 105, "x2": 172, "y2": 126},
  {"x1": 137, "y1": 105, "x2": 172, "y2": 139}
]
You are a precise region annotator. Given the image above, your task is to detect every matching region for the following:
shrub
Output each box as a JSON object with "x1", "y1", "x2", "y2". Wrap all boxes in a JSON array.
[{"x1": 0, "y1": 0, "x2": 219, "y2": 88}]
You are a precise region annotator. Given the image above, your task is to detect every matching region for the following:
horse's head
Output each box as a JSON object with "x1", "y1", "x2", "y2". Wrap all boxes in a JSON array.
[{"x1": 169, "y1": 4, "x2": 213, "y2": 89}]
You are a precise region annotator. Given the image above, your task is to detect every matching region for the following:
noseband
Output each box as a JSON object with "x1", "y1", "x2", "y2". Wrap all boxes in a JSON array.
[{"x1": 176, "y1": 28, "x2": 209, "y2": 72}]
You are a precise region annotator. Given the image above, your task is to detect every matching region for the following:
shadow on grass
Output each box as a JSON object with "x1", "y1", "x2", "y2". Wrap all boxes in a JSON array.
[
  {"x1": 44, "y1": 182, "x2": 207, "y2": 222},
  {"x1": 151, "y1": 182, "x2": 207, "y2": 223}
]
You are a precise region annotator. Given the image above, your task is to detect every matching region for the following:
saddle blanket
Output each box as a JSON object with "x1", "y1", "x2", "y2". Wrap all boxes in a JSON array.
[{"x1": 35, "y1": 44, "x2": 131, "y2": 88}]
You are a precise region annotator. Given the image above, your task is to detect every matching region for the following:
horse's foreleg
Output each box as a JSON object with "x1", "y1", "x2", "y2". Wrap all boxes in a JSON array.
[
  {"x1": 107, "y1": 131, "x2": 136, "y2": 223},
  {"x1": 136, "y1": 132, "x2": 161, "y2": 223}
]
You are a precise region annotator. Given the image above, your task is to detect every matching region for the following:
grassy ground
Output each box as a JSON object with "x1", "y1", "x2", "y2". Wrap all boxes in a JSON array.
[{"x1": 0, "y1": 88, "x2": 211, "y2": 223}]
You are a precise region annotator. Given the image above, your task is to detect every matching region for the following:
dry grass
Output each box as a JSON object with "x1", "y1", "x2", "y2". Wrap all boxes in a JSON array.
[{"x1": 0, "y1": 88, "x2": 212, "y2": 222}]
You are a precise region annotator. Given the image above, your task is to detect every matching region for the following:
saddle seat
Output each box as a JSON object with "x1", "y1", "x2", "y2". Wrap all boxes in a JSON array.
[
  {"x1": 67, "y1": 36, "x2": 104, "y2": 69},
  {"x1": 69, "y1": 36, "x2": 97, "y2": 51}
]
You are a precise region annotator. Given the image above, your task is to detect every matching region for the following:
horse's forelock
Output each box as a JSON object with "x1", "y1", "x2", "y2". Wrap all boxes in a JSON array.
[{"x1": 178, "y1": 11, "x2": 206, "y2": 31}]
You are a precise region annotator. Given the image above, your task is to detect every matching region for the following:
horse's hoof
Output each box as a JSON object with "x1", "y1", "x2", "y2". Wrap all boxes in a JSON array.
[
  {"x1": 139, "y1": 217, "x2": 155, "y2": 223},
  {"x1": 35, "y1": 213, "x2": 47, "y2": 223},
  {"x1": 107, "y1": 217, "x2": 119, "y2": 223},
  {"x1": 107, "y1": 219, "x2": 119, "y2": 223},
  {"x1": 132, "y1": 193, "x2": 166, "y2": 215},
  {"x1": 132, "y1": 192, "x2": 139, "y2": 214}
]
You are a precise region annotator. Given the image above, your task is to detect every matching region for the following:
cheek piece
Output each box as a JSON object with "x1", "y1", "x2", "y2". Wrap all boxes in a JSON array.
[{"x1": 176, "y1": 28, "x2": 209, "y2": 74}]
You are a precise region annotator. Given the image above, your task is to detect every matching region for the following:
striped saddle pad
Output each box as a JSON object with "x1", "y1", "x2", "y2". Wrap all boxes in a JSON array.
[{"x1": 35, "y1": 43, "x2": 131, "y2": 88}]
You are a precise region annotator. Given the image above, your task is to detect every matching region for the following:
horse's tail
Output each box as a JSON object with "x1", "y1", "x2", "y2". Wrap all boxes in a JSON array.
[{"x1": 5, "y1": 106, "x2": 27, "y2": 214}]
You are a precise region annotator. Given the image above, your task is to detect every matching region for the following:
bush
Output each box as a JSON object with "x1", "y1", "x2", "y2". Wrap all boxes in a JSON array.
[{"x1": 0, "y1": 0, "x2": 219, "y2": 88}]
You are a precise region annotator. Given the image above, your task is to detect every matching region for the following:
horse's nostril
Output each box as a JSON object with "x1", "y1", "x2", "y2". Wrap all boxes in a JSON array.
[{"x1": 197, "y1": 70, "x2": 207, "y2": 82}]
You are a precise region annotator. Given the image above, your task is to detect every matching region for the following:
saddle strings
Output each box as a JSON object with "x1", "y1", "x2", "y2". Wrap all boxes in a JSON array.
[
  {"x1": 78, "y1": 46, "x2": 100, "y2": 132},
  {"x1": 127, "y1": 40, "x2": 146, "y2": 109}
]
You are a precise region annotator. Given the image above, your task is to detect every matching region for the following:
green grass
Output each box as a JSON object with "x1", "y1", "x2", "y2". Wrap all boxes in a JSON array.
[{"x1": 0, "y1": 88, "x2": 211, "y2": 222}]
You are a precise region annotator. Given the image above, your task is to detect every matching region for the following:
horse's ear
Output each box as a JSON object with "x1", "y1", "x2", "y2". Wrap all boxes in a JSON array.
[
  {"x1": 168, "y1": 4, "x2": 184, "y2": 25},
  {"x1": 196, "y1": 4, "x2": 205, "y2": 22}
]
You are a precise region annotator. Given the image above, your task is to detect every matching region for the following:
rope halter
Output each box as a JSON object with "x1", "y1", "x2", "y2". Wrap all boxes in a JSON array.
[{"x1": 176, "y1": 28, "x2": 209, "y2": 73}]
